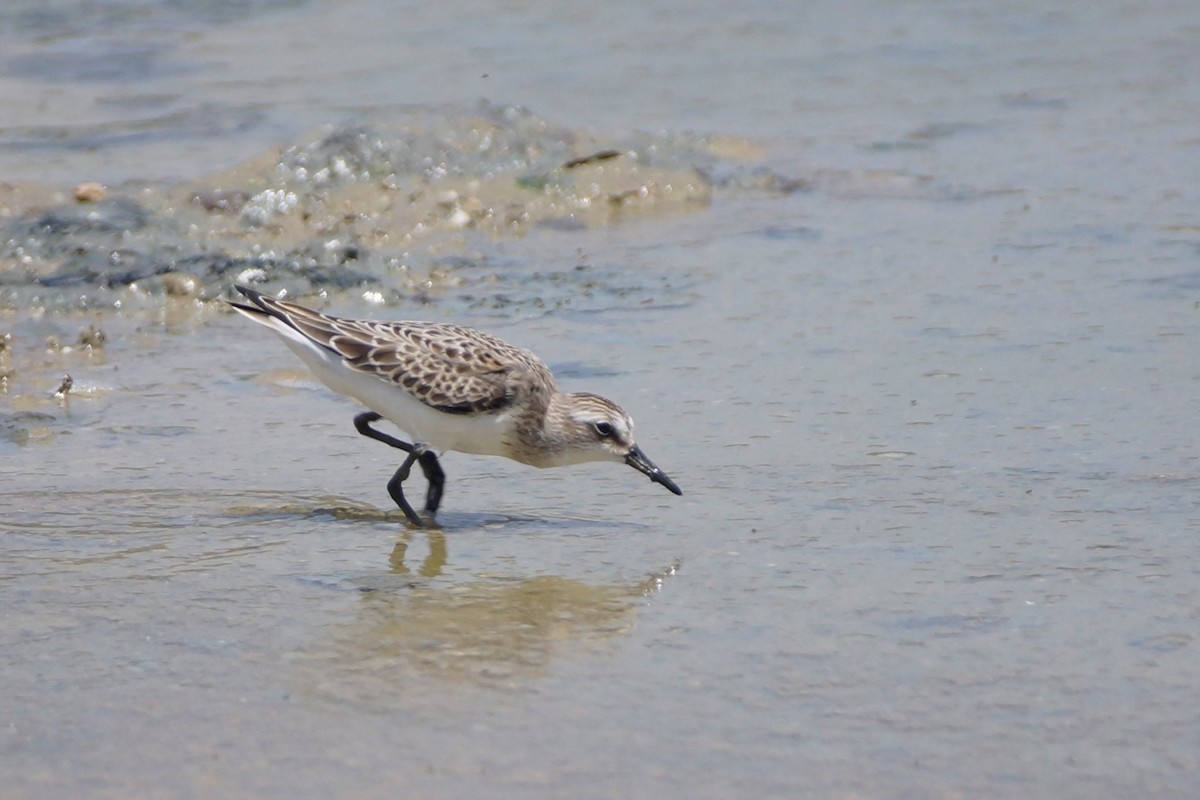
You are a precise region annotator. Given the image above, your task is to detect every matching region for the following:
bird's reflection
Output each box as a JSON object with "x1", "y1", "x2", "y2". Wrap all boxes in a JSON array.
[
  {"x1": 388, "y1": 527, "x2": 447, "y2": 577},
  {"x1": 296, "y1": 526, "x2": 677, "y2": 704}
]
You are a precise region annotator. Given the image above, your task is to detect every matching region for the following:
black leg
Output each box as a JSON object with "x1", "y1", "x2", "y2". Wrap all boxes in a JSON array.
[
  {"x1": 419, "y1": 451, "x2": 445, "y2": 514},
  {"x1": 353, "y1": 411, "x2": 444, "y2": 525},
  {"x1": 354, "y1": 411, "x2": 415, "y2": 452},
  {"x1": 386, "y1": 450, "x2": 425, "y2": 526}
]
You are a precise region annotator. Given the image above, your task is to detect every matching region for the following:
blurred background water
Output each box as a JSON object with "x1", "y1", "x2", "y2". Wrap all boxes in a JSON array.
[{"x1": 2, "y1": 1, "x2": 1198, "y2": 798}]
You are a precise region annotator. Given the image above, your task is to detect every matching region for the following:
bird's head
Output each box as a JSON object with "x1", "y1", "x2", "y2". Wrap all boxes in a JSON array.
[{"x1": 538, "y1": 392, "x2": 682, "y2": 496}]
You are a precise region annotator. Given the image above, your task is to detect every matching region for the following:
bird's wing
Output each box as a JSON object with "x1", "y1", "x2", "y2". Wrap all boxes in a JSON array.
[{"x1": 266, "y1": 297, "x2": 551, "y2": 414}]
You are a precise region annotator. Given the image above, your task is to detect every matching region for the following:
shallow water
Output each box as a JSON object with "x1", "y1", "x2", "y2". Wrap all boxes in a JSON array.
[{"x1": 3, "y1": 1, "x2": 1200, "y2": 798}]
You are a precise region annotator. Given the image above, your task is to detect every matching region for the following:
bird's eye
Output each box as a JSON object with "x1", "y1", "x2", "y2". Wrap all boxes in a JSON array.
[{"x1": 593, "y1": 421, "x2": 614, "y2": 439}]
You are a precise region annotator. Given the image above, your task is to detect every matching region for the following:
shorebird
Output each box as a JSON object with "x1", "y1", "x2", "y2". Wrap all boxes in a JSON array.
[{"x1": 228, "y1": 285, "x2": 682, "y2": 526}]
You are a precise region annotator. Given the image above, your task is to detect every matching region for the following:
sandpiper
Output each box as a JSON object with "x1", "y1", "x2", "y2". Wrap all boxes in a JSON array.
[{"x1": 228, "y1": 285, "x2": 682, "y2": 526}]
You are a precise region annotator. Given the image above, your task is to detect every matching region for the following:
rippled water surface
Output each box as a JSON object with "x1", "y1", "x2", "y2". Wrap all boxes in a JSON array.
[{"x1": 2, "y1": 1, "x2": 1199, "y2": 798}]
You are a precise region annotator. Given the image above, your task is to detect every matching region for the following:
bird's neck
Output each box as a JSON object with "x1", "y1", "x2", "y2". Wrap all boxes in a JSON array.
[{"x1": 509, "y1": 390, "x2": 572, "y2": 467}]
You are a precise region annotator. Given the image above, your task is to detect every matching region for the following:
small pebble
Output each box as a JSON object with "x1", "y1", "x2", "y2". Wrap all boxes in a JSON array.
[
  {"x1": 73, "y1": 182, "x2": 106, "y2": 202},
  {"x1": 190, "y1": 189, "x2": 249, "y2": 213},
  {"x1": 163, "y1": 273, "x2": 200, "y2": 297},
  {"x1": 78, "y1": 325, "x2": 107, "y2": 349}
]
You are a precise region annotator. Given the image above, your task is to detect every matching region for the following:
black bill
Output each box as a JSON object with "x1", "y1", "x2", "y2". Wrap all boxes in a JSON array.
[{"x1": 624, "y1": 444, "x2": 683, "y2": 496}]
